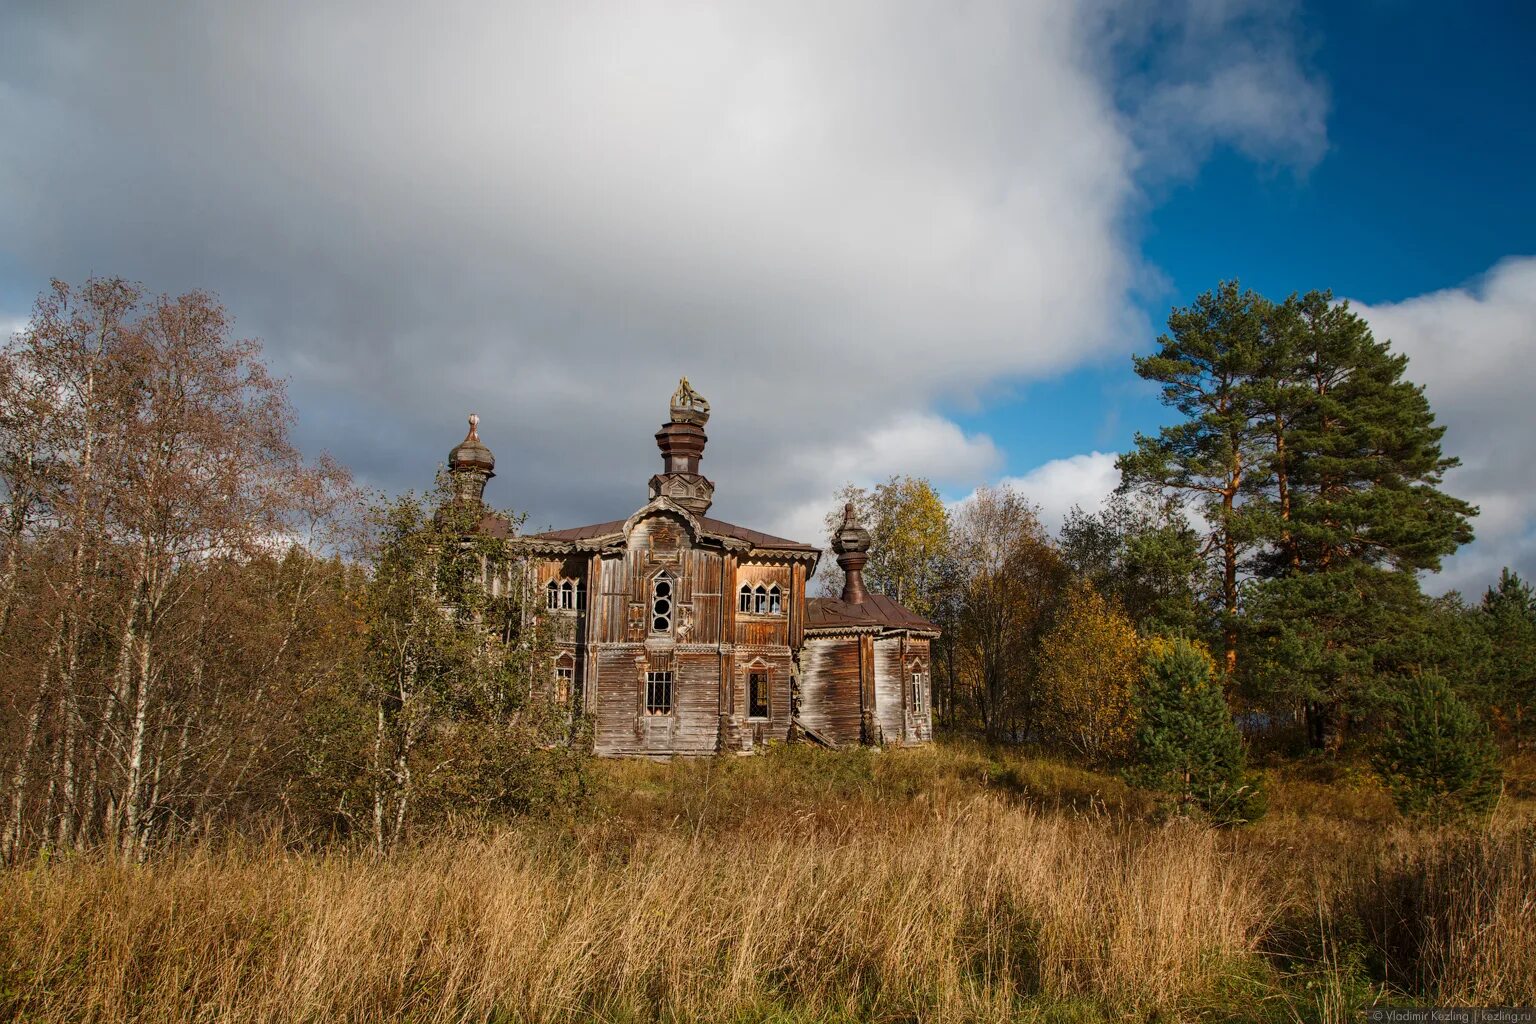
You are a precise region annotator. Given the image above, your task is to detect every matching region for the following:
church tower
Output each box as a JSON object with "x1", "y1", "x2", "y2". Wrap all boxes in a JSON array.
[
  {"x1": 649, "y1": 377, "x2": 716, "y2": 515},
  {"x1": 447, "y1": 413, "x2": 495, "y2": 504}
]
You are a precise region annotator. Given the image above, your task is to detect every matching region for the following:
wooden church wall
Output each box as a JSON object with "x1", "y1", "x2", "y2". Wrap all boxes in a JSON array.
[
  {"x1": 798, "y1": 636, "x2": 864, "y2": 747},
  {"x1": 873, "y1": 636, "x2": 907, "y2": 744},
  {"x1": 907, "y1": 637, "x2": 933, "y2": 744}
]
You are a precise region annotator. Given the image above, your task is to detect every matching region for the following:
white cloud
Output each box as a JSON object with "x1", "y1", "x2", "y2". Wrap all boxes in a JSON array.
[
  {"x1": 1352, "y1": 257, "x2": 1536, "y2": 596},
  {"x1": 1097, "y1": 0, "x2": 1329, "y2": 176},
  {"x1": 946, "y1": 450, "x2": 1121, "y2": 538},
  {"x1": 0, "y1": 1, "x2": 1329, "y2": 543},
  {"x1": 770, "y1": 412, "x2": 1001, "y2": 546}
]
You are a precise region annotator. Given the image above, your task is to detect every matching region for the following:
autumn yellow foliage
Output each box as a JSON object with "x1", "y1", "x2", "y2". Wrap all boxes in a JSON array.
[
  {"x1": 1144, "y1": 633, "x2": 1218, "y2": 676},
  {"x1": 1037, "y1": 582, "x2": 1145, "y2": 763}
]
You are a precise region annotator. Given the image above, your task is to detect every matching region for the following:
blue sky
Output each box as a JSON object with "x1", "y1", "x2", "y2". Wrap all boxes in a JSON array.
[
  {"x1": 2, "y1": 1, "x2": 1533, "y2": 594},
  {"x1": 967, "y1": 1, "x2": 1536, "y2": 477}
]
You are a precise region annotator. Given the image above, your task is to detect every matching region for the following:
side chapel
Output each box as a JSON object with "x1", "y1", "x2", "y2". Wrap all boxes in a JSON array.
[{"x1": 445, "y1": 379, "x2": 938, "y2": 757}]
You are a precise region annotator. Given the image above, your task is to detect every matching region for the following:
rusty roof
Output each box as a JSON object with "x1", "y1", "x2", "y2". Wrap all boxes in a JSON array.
[
  {"x1": 476, "y1": 512, "x2": 512, "y2": 539},
  {"x1": 529, "y1": 518, "x2": 627, "y2": 542},
  {"x1": 805, "y1": 593, "x2": 939, "y2": 634},
  {"x1": 529, "y1": 515, "x2": 818, "y2": 553}
]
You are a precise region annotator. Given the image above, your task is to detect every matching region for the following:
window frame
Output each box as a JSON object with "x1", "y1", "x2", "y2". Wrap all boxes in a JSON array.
[
  {"x1": 645, "y1": 670, "x2": 674, "y2": 716},
  {"x1": 650, "y1": 572, "x2": 674, "y2": 635},
  {"x1": 909, "y1": 669, "x2": 929, "y2": 715},
  {"x1": 746, "y1": 669, "x2": 770, "y2": 720},
  {"x1": 547, "y1": 577, "x2": 584, "y2": 613}
]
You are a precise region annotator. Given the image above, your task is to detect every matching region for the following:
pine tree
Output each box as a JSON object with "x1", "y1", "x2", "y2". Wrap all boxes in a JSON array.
[
  {"x1": 1119, "y1": 283, "x2": 1272, "y2": 677},
  {"x1": 1272, "y1": 292, "x2": 1474, "y2": 575},
  {"x1": 1131, "y1": 638, "x2": 1264, "y2": 824},
  {"x1": 1479, "y1": 568, "x2": 1536, "y2": 743},
  {"x1": 1372, "y1": 673, "x2": 1502, "y2": 823},
  {"x1": 1245, "y1": 563, "x2": 1428, "y2": 750},
  {"x1": 1244, "y1": 292, "x2": 1476, "y2": 749}
]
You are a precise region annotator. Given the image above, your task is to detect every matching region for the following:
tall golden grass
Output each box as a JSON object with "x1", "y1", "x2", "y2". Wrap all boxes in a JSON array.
[{"x1": 2, "y1": 746, "x2": 1532, "y2": 1022}]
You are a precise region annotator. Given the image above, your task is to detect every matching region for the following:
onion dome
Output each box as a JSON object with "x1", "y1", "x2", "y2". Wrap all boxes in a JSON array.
[
  {"x1": 448, "y1": 413, "x2": 495, "y2": 504},
  {"x1": 831, "y1": 502, "x2": 872, "y2": 604}
]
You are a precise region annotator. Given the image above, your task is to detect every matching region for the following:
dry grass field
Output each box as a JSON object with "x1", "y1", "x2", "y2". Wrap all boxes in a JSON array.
[{"x1": 2, "y1": 743, "x2": 1533, "y2": 1023}]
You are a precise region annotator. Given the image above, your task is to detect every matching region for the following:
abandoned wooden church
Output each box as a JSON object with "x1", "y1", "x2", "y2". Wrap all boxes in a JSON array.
[{"x1": 445, "y1": 379, "x2": 938, "y2": 757}]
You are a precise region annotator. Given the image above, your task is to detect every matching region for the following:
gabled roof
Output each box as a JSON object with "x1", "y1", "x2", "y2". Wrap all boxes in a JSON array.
[
  {"x1": 530, "y1": 514, "x2": 818, "y2": 553},
  {"x1": 806, "y1": 593, "x2": 939, "y2": 635}
]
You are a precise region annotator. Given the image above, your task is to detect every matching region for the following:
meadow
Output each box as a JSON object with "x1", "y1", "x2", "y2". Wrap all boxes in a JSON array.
[{"x1": 2, "y1": 742, "x2": 1532, "y2": 1023}]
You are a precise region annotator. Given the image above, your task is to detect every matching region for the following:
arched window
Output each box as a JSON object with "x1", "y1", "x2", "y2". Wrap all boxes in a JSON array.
[
  {"x1": 545, "y1": 580, "x2": 559, "y2": 610},
  {"x1": 738, "y1": 583, "x2": 753, "y2": 613},
  {"x1": 767, "y1": 584, "x2": 782, "y2": 615},
  {"x1": 754, "y1": 584, "x2": 768, "y2": 614},
  {"x1": 651, "y1": 574, "x2": 674, "y2": 633},
  {"x1": 560, "y1": 579, "x2": 574, "y2": 610},
  {"x1": 575, "y1": 580, "x2": 585, "y2": 610},
  {"x1": 910, "y1": 669, "x2": 929, "y2": 715},
  {"x1": 553, "y1": 656, "x2": 574, "y2": 705}
]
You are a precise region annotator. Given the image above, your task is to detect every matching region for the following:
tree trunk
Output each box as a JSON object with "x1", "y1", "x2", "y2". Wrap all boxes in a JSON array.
[
  {"x1": 1305, "y1": 700, "x2": 1346, "y2": 753},
  {"x1": 119, "y1": 629, "x2": 154, "y2": 863},
  {"x1": 1275, "y1": 427, "x2": 1300, "y2": 571},
  {"x1": 1222, "y1": 527, "x2": 1239, "y2": 678},
  {"x1": 372, "y1": 702, "x2": 387, "y2": 854},
  {"x1": 2, "y1": 670, "x2": 47, "y2": 863},
  {"x1": 54, "y1": 667, "x2": 79, "y2": 851}
]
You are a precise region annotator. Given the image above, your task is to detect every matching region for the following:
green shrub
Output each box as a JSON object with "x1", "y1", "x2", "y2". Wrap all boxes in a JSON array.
[
  {"x1": 1130, "y1": 638, "x2": 1265, "y2": 824},
  {"x1": 1372, "y1": 673, "x2": 1503, "y2": 823}
]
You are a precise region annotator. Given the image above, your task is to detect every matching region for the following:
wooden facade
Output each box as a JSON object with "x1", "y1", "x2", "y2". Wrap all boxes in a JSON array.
[{"x1": 447, "y1": 381, "x2": 938, "y2": 758}]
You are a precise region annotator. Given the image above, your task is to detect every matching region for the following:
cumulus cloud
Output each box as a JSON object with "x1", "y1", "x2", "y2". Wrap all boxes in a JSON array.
[
  {"x1": 0, "y1": 1, "x2": 1328, "y2": 544},
  {"x1": 1352, "y1": 258, "x2": 1536, "y2": 596},
  {"x1": 949, "y1": 451, "x2": 1121, "y2": 538}
]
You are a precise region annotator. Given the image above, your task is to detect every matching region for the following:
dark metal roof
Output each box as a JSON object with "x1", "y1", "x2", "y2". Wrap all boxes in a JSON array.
[
  {"x1": 476, "y1": 512, "x2": 512, "y2": 539},
  {"x1": 698, "y1": 516, "x2": 818, "y2": 552},
  {"x1": 448, "y1": 414, "x2": 495, "y2": 472},
  {"x1": 805, "y1": 594, "x2": 939, "y2": 634},
  {"x1": 530, "y1": 518, "x2": 627, "y2": 542},
  {"x1": 530, "y1": 515, "x2": 818, "y2": 553}
]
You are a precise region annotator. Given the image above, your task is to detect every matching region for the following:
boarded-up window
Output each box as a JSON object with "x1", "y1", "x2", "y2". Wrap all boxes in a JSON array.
[
  {"x1": 645, "y1": 671, "x2": 673, "y2": 715},
  {"x1": 747, "y1": 670, "x2": 769, "y2": 719},
  {"x1": 554, "y1": 665, "x2": 574, "y2": 704}
]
